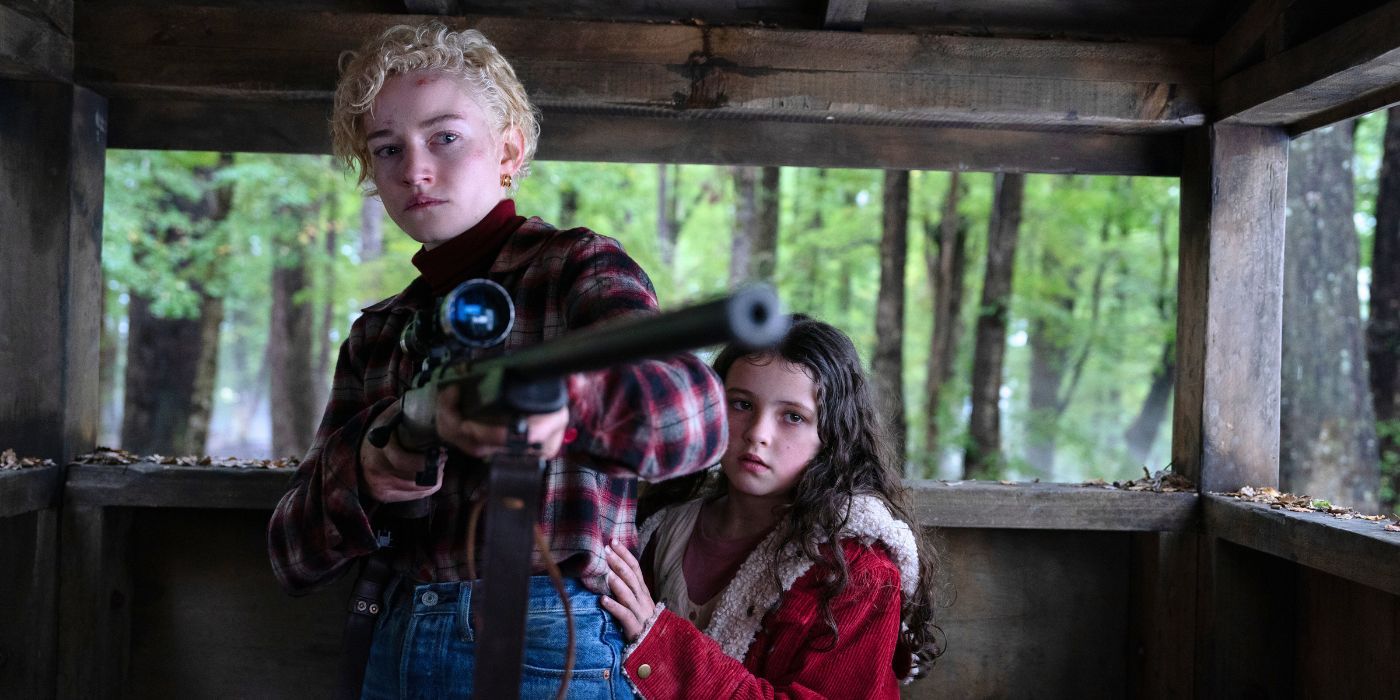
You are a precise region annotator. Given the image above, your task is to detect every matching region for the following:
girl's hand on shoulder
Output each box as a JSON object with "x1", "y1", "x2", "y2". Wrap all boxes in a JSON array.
[{"x1": 599, "y1": 539, "x2": 656, "y2": 643}]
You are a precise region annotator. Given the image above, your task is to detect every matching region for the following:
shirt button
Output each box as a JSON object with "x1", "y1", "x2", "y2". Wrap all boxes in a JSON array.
[
  {"x1": 637, "y1": 664, "x2": 653, "y2": 679},
  {"x1": 688, "y1": 611, "x2": 697, "y2": 621},
  {"x1": 421, "y1": 591, "x2": 439, "y2": 606}
]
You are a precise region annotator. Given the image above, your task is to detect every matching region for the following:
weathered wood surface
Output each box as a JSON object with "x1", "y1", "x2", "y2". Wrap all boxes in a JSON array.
[
  {"x1": 75, "y1": 5, "x2": 1209, "y2": 133},
  {"x1": 1218, "y1": 0, "x2": 1400, "y2": 131},
  {"x1": 903, "y1": 529, "x2": 1130, "y2": 698},
  {"x1": 65, "y1": 463, "x2": 1197, "y2": 530},
  {"x1": 1294, "y1": 565, "x2": 1400, "y2": 697},
  {"x1": 909, "y1": 480, "x2": 1197, "y2": 531},
  {"x1": 0, "y1": 81, "x2": 106, "y2": 464},
  {"x1": 57, "y1": 506, "x2": 132, "y2": 699},
  {"x1": 1172, "y1": 125, "x2": 1287, "y2": 492},
  {"x1": 65, "y1": 463, "x2": 295, "y2": 510},
  {"x1": 125, "y1": 509, "x2": 350, "y2": 699},
  {"x1": 105, "y1": 97, "x2": 1186, "y2": 175},
  {"x1": 823, "y1": 0, "x2": 868, "y2": 30},
  {"x1": 0, "y1": 467, "x2": 63, "y2": 518},
  {"x1": 1203, "y1": 494, "x2": 1400, "y2": 597},
  {"x1": 0, "y1": 0, "x2": 72, "y2": 81},
  {"x1": 0, "y1": 509, "x2": 59, "y2": 700},
  {"x1": 1213, "y1": 0, "x2": 1289, "y2": 80},
  {"x1": 1127, "y1": 532, "x2": 1197, "y2": 698},
  {"x1": 1198, "y1": 539, "x2": 1296, "y2": 697}
]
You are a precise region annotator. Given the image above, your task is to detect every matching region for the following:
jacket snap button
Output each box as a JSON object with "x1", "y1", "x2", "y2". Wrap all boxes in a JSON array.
[
  {"x1": 421, "y1": 591, "x2": 439, "y2": 606},
  {"x1": 637, "y1": 663, "x2": 653, "y2": 679}
]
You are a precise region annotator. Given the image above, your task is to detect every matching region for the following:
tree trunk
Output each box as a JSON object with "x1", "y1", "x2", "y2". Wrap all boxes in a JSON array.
[
  {"x1": 657, "y1": 164, "x2": 678, "y2": 269},
  {"x1": 1124, "y1": 208, "x2": 1179, "y2": 466},
  {"x1": 359, "y1": 195, "x2": 384, "y2": 262},
  {"x1": 561, "y1": 182, "x2": 580, "y2": 227},
  {"x1": 315, "y1": 198, "x2": 338, "y2": 412},
  {"x1": 965, "y1": 172, "x2": 1025, "y2": 479},
  {"x1": 797, "y1": 170, "x2": 827, "y2": 310},
  {"x1": 119, "y1": 154, "x2": 233, "y2": 456},
  {"x1": 730, "y1": 166, "x2": 756, "y2": 286},
  {"x1": 121, "y1": 294, "x2": 222, "y2": 455},
  {"x1": 730, "y1": 166, "x2": 781, "y2": 286},
  {"x1": 1024, "y1": 179, "x2": 1113, "y2": 477},
  {"x1": 1282, "y1": 122, "x2": 1380, "y2": 512},
  {"x1": 1124, "y1": 340, "x2": 1176, "y2": 464},
  {"x1": 98, "y1": 272, "x2": 122, "y2": 446},
  {"x1": 923, "y1": 173, "x2": 968, "y2": 476},
  {"x1": 1368, "y1": 106, "x2": 1400, "y2": 514},
  {"x1": 269, "y1": 206, "x2": 321, "y2": 459},
  {"x1": 874, "y1": 170, "x2": 910, "y2": 471},
  {"x1": 1025, "y1": 252, "x2": 1074, "y2": 478}
]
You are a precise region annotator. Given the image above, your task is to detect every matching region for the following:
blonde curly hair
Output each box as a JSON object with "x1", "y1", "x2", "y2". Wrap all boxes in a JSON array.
[{"x1": 331, "y1": 21, "x2": 540, "y2": 195}]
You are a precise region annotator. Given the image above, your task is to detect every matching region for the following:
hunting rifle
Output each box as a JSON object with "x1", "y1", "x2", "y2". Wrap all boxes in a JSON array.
[{"x1": 362, "y1": 279, "x2": 786, "y2": 698}]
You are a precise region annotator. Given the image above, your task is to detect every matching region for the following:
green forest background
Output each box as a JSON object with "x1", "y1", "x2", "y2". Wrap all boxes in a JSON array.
[{"x1": 99, "y1": 109, "x2": 1400, "y2": 515}]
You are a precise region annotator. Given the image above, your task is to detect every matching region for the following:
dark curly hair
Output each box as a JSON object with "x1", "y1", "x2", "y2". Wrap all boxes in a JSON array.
[{"x1": 641, "y1": 314, "x2": 944, "y2": 675}]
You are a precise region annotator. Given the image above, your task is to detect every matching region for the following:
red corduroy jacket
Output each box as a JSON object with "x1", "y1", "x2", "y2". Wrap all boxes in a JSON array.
[{"x1": 622, "y1": 540, "x2": 904, "y2": 699}]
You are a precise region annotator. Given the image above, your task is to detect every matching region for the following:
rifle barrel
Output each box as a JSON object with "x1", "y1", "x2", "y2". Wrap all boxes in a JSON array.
[{"x1": 490, "y1": 284, "x2": 786, "y2": 378}]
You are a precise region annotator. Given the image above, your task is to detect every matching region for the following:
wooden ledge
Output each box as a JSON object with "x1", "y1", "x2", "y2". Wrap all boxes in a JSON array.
[
  {"x1": 64, "y1": 462, "x2": 294, "y2": 510},
  {"x1": 910, "y1": 480, "x2": 1199, "y2": 531},
  {"x1": 1203, "y1": 494, "x2": 1400, "y2": 597},
  {"x1": 0, "y1": 465, "x2": 64, "y2": 518}
]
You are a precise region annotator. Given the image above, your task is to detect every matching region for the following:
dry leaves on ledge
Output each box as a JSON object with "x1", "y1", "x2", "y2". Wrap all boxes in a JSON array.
[
  {"x1": 1081, "y1": 466, "x2": 1195, "y2": 493},
  {"x1": 0, "y1": 448, "x2": 56, "y2": 470},
  {"x1": 1216, "y1": 485, "x2": 1400, "y2": 532},
  {"x1": 73, "y1": 446, "x2": 299, "y2": 470}
]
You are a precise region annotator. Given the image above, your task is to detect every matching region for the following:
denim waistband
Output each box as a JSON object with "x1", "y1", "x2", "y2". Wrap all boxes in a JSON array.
[{"x1": 389, "y1": 575, "x2": 598, "y2": 615}]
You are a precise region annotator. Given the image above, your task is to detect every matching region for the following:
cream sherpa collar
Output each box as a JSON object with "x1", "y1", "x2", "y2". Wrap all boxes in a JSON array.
[{"x1": 639, "y1": 493, "x2": 920, "y2": 662}]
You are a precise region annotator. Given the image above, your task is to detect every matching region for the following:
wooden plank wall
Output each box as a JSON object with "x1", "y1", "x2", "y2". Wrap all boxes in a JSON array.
[
  {"x1": 110, "y1": 510, "x2": 1131, "y2": 699},
  {"x1": 0, "y1": 510, "x2": 61, "y2": 699},
  {"x1": 0, "y1": 2, "x2": 104, "y2": 688}
]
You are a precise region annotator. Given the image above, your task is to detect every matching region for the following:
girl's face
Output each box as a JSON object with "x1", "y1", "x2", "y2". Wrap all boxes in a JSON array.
[
  {"x1": 720, "y1": 355, "x2": 822, "y2": 499},
  {"x1": 366, "y1": 71, "x2": 523, "y2": 249}
]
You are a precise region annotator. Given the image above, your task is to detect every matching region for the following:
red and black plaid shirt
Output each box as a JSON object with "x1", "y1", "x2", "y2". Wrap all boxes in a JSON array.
[{"x1": 267, "y1": 216, "x2": 727, "y2": 594}]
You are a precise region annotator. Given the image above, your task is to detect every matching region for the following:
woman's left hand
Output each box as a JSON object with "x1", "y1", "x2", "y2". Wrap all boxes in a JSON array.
[{"x1": 599, "y1": 540, "x2": 656, "y2": 643}]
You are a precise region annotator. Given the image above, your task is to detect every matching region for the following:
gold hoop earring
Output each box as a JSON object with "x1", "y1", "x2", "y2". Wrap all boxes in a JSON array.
[{"x1": 500, "y1": 173, "x2": 513, "y2": 189}]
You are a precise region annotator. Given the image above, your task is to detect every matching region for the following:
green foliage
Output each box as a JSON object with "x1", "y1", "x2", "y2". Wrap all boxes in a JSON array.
[{"x1": 104, "y1": 150, "x2": 234, "y2": 318}]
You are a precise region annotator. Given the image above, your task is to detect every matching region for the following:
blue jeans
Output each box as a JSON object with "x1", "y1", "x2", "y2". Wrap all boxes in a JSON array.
[{"x1": 361, "y1": 575, "x2": 634, "y2": 699}]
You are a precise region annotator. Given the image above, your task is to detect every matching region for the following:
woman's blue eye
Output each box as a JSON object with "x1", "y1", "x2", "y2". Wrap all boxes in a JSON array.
[
  {"x1": 434, "y1": 132, "x2": 459, "y2": 145},
  {"x1": 372, "y1": 145, "x2": 400, "y2": 158}
]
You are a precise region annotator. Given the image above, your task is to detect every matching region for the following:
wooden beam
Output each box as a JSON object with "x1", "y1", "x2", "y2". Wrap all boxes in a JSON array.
[
  {"x1": 910, "y1": 481, "x2": 1198, "y2": 531},
  {"x1": 106, "y1": 97, "x2": 1185, "y2": 175},
  {"x1": 0, "y1": 508, "x2": 60, "y2": 699},
  {"x1": 1213, "y1": 0, "x2": 1290, "y2": 80},
  {"x1": 75, "y1": 5, "x2": 1209, "y2": 135},
  {"x1": 0, "y1": 81, "x2": 106, "y2": 463},
  {"x1": 0, "y1": 467, "x2": 63, "y2": 518},
  {"x1": 57, "y1": 506, "x2": 132, "y2": 697},
  {"x1": 1218, "y1": 0, "x2": 1400, "y2": 129},
  {"x1": 65, "y1": 464, "x2": 295, "y2": 510},
  {"x1": 1173, "y1": 125, "x2": 1287, "y2": 492},
  {"x1": 1127, "y1": 533, "x2": 1198, "y2": 698},
  {"x1": 403, "y1": 0, "x2": 461, "y2": 14},
  {"x1": 0, "y1": 0, "x2": 72, "y2": 81},
  {"x1": 824, "y1": 0, "x2": 867, "y2": 31},
  {"x1": 1203, "y1": 494, "x2": 1400, "y2": 597}
]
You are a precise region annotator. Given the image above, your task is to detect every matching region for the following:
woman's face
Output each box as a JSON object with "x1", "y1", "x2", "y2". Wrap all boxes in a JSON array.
[
  {"x1": 720, "y1": 355, "x2": 823, "y2": 499},
  {"x1": 366, "y1": 71, "x2": 522, "y2": 249}
]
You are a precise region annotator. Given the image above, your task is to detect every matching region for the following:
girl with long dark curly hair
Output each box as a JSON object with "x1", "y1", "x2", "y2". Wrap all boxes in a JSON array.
[{"x1": 601, "y1": 314, "x2": 943, "y2": 698}]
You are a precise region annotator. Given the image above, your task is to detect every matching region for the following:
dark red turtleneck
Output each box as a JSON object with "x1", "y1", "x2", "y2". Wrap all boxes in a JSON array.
[{"x1": 410, "y1": 199, "x2": 526, "y2": 296}]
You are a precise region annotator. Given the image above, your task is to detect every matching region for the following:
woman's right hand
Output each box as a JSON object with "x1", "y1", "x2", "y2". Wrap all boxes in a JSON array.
[
  {"x1": 359, "y1": 401, "x2": 445, "y2": 503},
  {"x1": 599, "y1": 540, "x2": 657, "y2": 643}
]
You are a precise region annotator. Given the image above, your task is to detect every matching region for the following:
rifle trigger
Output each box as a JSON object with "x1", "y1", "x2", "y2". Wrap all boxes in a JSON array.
[{"x1": 367, "y1": 408, "x2": 404, "y2": 449}]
